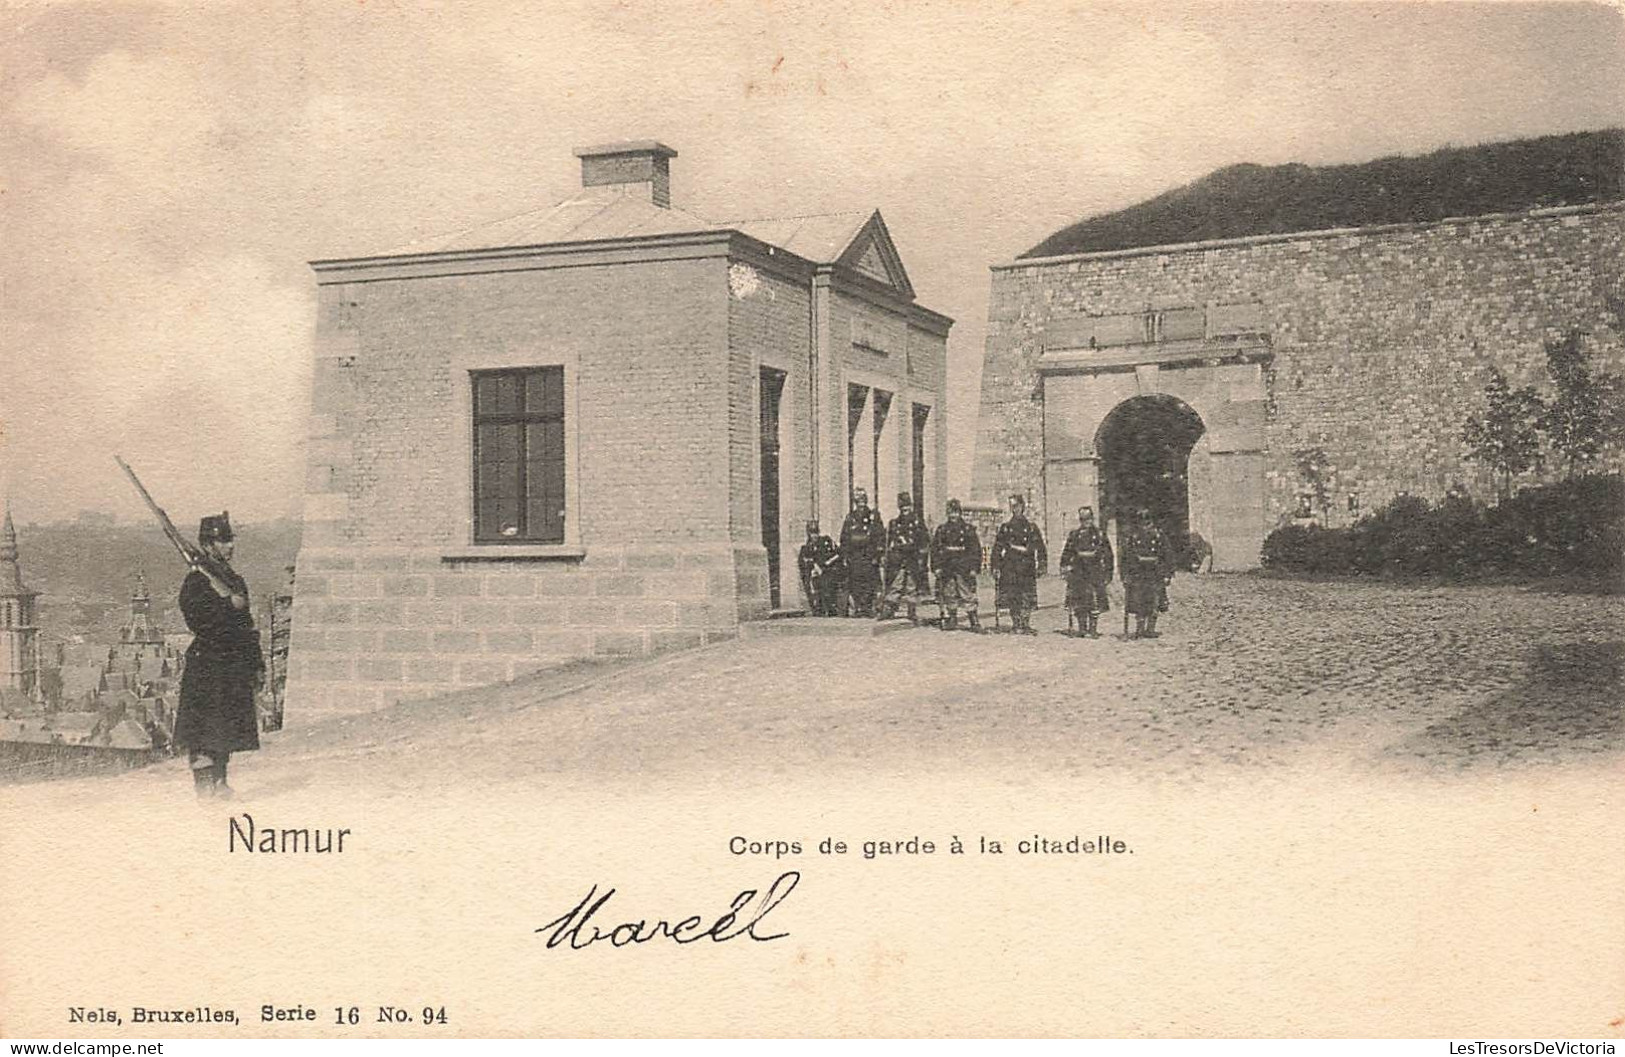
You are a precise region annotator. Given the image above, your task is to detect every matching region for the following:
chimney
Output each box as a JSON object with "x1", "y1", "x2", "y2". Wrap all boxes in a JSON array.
[{"x1": 573, "y1": 140, "x2": 677, "y2": 208}]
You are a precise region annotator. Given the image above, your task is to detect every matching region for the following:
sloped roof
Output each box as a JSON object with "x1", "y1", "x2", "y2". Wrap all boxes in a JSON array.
[
  {"x1": 47, "y1": 712, "x2": 102, "y2": 741},
  {"x1": 0, "y1": 719, "x2": 54, "y2": 744},
  {"x1": 381, "y1": 191, "x2": 892, "y2": 273},
  {"x1": 398, "y1": 191, "x2": 723, "y2": 256},
  {"x1": 105, "y1": 718, "x2": 153, "y2": 750},
  {"x1": 724, "y1": 212, "x2": 872, "y2": 265},
  {"x1": 59, "y1": 664, "x2": 104, "y2": 699},
  {"x1": 1023, "y1": 128, "x2": 1624, "y2": 259}
]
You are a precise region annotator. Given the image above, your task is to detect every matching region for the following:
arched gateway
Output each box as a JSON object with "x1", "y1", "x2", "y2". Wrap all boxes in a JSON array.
[
  {"x1": 1096, "y1": 395, "x2": 1206, "y2": 557},
  {"x1": 1032, "y1": 316, "x2": 1270, "y2": 571}
]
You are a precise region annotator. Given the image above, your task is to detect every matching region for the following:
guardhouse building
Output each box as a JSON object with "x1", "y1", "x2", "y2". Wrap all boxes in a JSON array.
[{"x1": 285, "y1": 141, "x2": 952, "y2": 713}]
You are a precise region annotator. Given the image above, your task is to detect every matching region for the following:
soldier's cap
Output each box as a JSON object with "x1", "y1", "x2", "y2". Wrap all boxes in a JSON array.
[
  {"x1": 946, "y1": 498, "x2": 962, "y2": 513},
  {"x1": 898, "y1": 492, "x2": 913, "y2": 507},
  {"x1": 198, "y1": 512, "x2": 234, "y2": 544},
  {"x1": 1078, "y1": 505, "x2": 1095, "y2": 516},
  {"x1": 853, "y1": 487, "x2": 868, "y2": 499},
  {"x1": 805, "y1": 520, "x2": 819, "y2": 532},
  {"x1": 1009, "y1": 494, "x2": 1025, "y2": 507}
]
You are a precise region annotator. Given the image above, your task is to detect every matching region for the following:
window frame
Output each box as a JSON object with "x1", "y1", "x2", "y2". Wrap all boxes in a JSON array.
[
  {"x1": 444, "y1": 351, "x2": 582, "y2": 561},
  {"x1": 470, "y1": 367, "x2": 567, "y2": 546}
]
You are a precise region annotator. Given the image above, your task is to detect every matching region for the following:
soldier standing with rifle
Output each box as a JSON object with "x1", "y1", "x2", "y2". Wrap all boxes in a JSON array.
[
  {"x1": 839, "y1": 487, "x2": 886, "y2": 618},
  {"x1": 991, "y1": 494, "x2": 1047, "y2": 635},
  {"x1": 115, "y1": 459, "x2": 266, "y2": 800},
  {"x1": 930, "y1": 499, "x2": 983, "y2": 632},
  {"x1": 879, "y1": 492, "x2": 930, "y2": 624},
  {"x1": 175, "y1": 513, "x2": 265, "y2": 798},
  {"x1": 1120, "y1": 507, "x2": 1175, "y2": 640},
  {"x1": 1059, "y1": 505, "x2": 1114, "y2": 638}
]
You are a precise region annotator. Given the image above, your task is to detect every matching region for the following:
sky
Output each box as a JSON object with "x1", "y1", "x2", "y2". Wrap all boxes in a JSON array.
[{"x1": 2, "y1": 0, "x2": 1622, "y2": 525}]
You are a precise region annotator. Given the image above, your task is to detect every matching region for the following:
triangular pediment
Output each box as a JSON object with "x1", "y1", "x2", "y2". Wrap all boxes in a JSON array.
[
  {"x1": 854, "y1": 242, "x2": 890, "y2": 284},
  {"x1": 835, "y1": 211, "x2": 915, "y2": 299}
]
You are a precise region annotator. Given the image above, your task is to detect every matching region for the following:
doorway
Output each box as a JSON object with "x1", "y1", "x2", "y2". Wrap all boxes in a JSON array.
[
  {"x1": 911, "y1": 403, "x2": 930, "y2": 511},
  {"x1": 759, "y1": 367, "x2": 786, "y2": 608},
  {"x1": 1095, "y1": 395, "x2": 1206, "y2": 556}
]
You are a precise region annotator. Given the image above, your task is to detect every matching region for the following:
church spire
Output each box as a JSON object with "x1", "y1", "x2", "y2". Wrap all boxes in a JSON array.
[
  {"x1": 120, "y1": 569, "x2": 162, "y2": 646},
  {"x1": 1, "y1": 505, "x2": 30, "y2": 594},
  {"x1": 0, "y1": 503, "x2": 42, "y2": 697}
]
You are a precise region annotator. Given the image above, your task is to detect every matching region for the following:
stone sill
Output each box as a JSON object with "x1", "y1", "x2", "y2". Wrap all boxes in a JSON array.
[{"x1": 440, "y1": 545, "x2": 587, "y2": 562}]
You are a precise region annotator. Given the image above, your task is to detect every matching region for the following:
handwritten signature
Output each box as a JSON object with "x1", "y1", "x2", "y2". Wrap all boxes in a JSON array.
[{"x1": 536, "y1": 871, "x2": 801, "y2": 950}]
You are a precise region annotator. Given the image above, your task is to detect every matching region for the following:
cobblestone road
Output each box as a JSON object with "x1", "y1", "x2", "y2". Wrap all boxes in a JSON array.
[
  {"x1": 4, "y1": 574, "x2": 1618, "y2": 1042},
  {"x1": 290, "y1": 574, "x2": 1623, "y2": 786}
]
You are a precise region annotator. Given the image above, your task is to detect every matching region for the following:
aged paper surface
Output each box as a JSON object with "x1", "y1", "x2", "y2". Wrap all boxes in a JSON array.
[{"x1": 2, "y1": 0, "x2": 1623, "y2": 1039}]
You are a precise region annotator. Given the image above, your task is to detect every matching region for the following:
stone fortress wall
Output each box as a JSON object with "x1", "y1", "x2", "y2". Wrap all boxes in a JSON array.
[{"x1": 974, "y1": 203, "x2": 1624, "y2": 568}]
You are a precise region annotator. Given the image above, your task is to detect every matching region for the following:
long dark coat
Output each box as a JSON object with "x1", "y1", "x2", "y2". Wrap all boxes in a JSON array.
[
  {"x1": 1061, "y1": 524, "x2": 1114, "y2": 613},
  {"x1": 991, "y1": 516, "x2": 1047, "y2": 611},
  {"x1": 884, "y1": 512, "x2": 931, "y2": 597},
  {"x1": 1119, "y1": 525, "x2": 1175, "y2": 617},
  {"x1": 930, "y1": 519, "x2": 982, "y2": 579},
  {"x1": 175, "y1": 568, "x2": 264, "y2": 755},
  {"x1": 839, "y1": 507, "x2": 887, "y2": 612},
  {"x1": 931, "y1": 519, "x2": 982, "y2": 610}
]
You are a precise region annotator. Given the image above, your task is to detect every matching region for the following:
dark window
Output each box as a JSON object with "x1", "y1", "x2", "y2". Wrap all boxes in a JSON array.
[
  {"x1": 847, "y1": 384, "x2": 868, "y2": 505},
  {"x1": 472, "y1": 367, "x2": 565, "y2": 544},
  {"x1": 759, "y1": 367, "x2": 786, "y2": 609}
]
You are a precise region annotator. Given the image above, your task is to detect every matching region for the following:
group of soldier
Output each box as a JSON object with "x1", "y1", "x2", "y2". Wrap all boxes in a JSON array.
[{"x1": 798, "y1": 488, "x2": 1180, "y2": 639}]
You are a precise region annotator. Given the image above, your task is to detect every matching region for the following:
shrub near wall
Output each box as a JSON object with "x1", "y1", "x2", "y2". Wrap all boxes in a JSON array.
[{"x1": 1260, "y1": 476, "x2": 1625, "y2": 587}]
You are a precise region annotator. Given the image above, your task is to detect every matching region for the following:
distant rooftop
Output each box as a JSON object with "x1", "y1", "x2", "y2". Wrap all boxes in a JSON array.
[{"x1": 1021, "y1": 128, "x2": 1624, "y2": 259}]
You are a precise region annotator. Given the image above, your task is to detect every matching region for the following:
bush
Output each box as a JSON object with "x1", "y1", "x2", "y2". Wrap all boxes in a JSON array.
[
  {"x1": 1260, "y1": 523, "x2": 1356, "y2": 575},
  {"x1": 1351, "y1": 493, "x2": 1437, "y2": 576},
  {"x1": 1494, "y1": 475, "x2": 1625, "y2": 581},
  {"x1": 1260, "y1": 524, "x2": 1318, "y2": 572},
  {"x1": 1258, "y1": 476, "x2": 1624, "y2": 585}
]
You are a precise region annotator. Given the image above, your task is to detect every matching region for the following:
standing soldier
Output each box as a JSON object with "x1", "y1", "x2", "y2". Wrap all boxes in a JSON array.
[
  {"x1": 839, "y1": 487, "x2": 886, "y2": 617},
  {"x1": 991, "y1": 494, "x2": 1047, "y2": 635},
  {"x1": 174, "y1": 513, "x2": 264, "y2": 799},
  {"x1": 1120, "y1": 508, "x2": 1175, "y2": 639},
  {"x1": 931, "y1": 499, "x2": 983, "y2": 632},
  {"x1": 1059, "y1": 505, "x2": 1114, "y2": 638},
  {"x1": 797, "y1": 520, "x2": 840, "y2": 617},
  {"x1": 880, "y1": 492, "x2": 930, "y2": 624}
]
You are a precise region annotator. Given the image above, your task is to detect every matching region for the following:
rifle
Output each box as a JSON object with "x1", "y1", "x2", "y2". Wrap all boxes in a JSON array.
[{"x1": 113, "y1": 456, "x2": 234, "y2": 590}]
